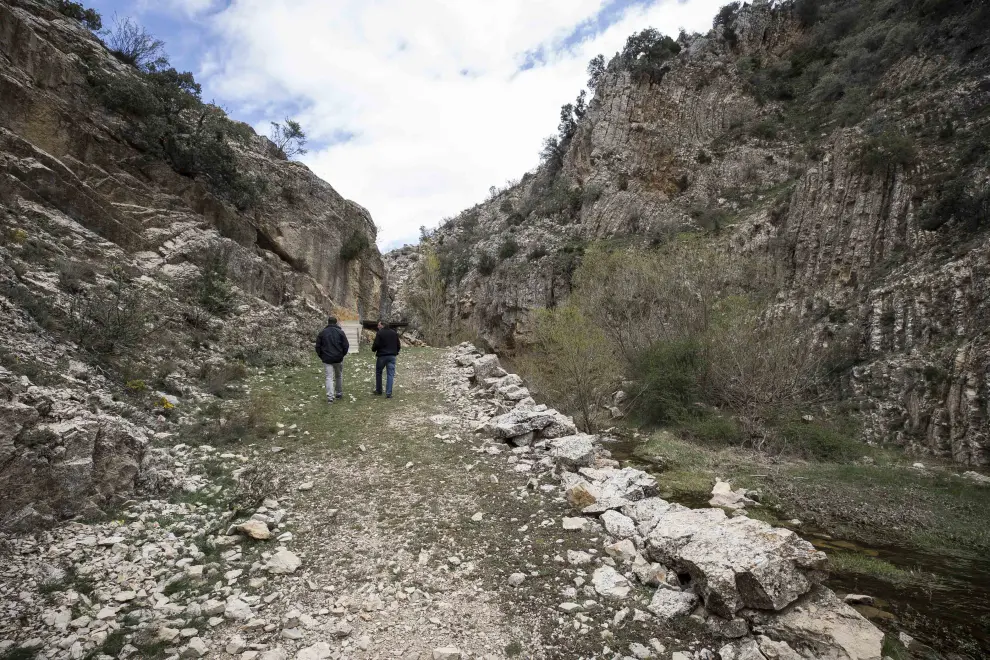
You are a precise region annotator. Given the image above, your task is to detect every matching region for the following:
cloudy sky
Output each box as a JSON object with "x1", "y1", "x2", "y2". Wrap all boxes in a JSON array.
[{"x1": 86, "y1": 0, "x2": 726, "y2": 248}]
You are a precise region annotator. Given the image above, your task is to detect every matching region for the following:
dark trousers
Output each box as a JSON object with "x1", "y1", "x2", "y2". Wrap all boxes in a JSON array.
[{"x1": 375, "y1": 355, "x2": 396, "y2": 396}]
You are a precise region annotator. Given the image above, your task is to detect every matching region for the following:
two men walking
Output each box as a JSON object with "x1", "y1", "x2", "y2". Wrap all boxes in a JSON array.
[{"x1": 315, "y1": 317, "x2": 400, "y2": 403}]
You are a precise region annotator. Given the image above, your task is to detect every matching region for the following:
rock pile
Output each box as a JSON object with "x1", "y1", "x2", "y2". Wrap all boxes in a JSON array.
[{"x1": 447, "y1": 343, "x2": 885, "y2": 660}]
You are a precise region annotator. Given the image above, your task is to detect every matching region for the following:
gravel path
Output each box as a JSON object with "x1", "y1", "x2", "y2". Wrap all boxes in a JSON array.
[{"x1": 0, "y1": 347, "x2": 706, "y2": 660}]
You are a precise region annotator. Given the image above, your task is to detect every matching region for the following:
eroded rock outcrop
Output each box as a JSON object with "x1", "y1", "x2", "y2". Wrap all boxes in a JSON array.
[
  {"x1": 388, "y1": 2, "x2": 990, "y2": 465},
  {"x1": 0, "y1": 0, "x2": 385, "y2": 528}
]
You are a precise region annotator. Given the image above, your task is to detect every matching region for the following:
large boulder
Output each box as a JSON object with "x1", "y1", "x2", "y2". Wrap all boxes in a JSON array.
[
  {"x1": 646, "y1": 509, "x2": 827, "y2": 618},
  {"x1": 719, "y1": 640, "x2": 770, "y2": 660},
  {"x1": 472, "y1": 354, "x2": 505, "y2": 382},
  {"x1": 1, "y1": 399, "x2": 147, "y2": 531},
  {"x1": 483, "y1": 408, "x2": 559, "y2": 440},
  {"x1": 579, "y1": 467, "x2": 658, "y2": 502},
  {"x1": 538, "y1": 411, "x2": 579, "y2": 439},
  {"x1": 550, "y1": 434, "x2": 596, "y2": 470},
  {"x1": 744, "y1": 587, "x2": 884, "y2": 660}
]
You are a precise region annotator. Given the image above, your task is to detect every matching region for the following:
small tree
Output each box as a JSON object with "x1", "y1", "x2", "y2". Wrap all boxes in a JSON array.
[
  {"x1": 520, "y1": 304, "x2": 618, "y2": 432},
  {"x1": 103, "y1": 16, "x2": 167, "y2": 69},
  {"x1": 587, "y1": 54, "x2": 606, "y2": 92},
  {"x1": 270, "y1": 119, "x2": 308, "y2": 159},
  {"x1": 57, "y1": 1, "x2": 102, "y2": 30},
  {"x1": 408, "y1": 246, "x2": 449, "y2": 346}
]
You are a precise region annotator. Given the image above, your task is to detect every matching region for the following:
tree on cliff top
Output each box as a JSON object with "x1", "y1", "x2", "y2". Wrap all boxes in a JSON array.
[
  {"x1": 270, "y1": 119, "x2": 308, "y2": 159},
  {"x1": 103, "y1": 15, "x2": 167, "y2": 69}
]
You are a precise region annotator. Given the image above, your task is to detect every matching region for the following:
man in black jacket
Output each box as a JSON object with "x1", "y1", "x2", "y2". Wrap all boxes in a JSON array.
[
  {"x1": 315, "y1": 316, "x2": 350, "y2": 404},
  {"x1": 371, "y1": 320, "x2": 401, "y2": 398}
]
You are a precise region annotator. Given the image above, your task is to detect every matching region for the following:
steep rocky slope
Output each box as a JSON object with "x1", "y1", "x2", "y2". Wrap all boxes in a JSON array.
[
  {"x1": 0, "y1": 0, "x2": 385, "y2": 530},
  {"x1": 388, "y1": 0, "x2": 990, "y2": 465}
]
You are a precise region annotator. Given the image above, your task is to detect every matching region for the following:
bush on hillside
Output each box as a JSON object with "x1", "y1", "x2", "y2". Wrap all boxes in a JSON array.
[
  {"x1": 56, "y1": 1, "x2": 102, "y2": 30},
  {"x1": 339, "y1": 231, "x2": 370, "y2": 261},
  {"x1": 498, "y1": 237, "x2": 519, "y2": 260},
  {"x1": 855, "y1": 130, "x2": 917, "y2": 174},
  {"x1": 476, "y1": 252, "x2": 497, "y2": 276},
  {"x1": 619, "y1": 28, "x2": 681, "y2": 80},
  {"x1": 918, "y1": 180, "x2": 989, "y2": 233},
  {"x1": 104, "y1": 16, "x2": 167, "y2": 69},
  {"x1": 67, "y1": 269, "x2": 149, "y2": 355},
  {"x1": 92, "y1": 65, "x2": 263, "y2": 209},
  {"x1": 196, "y1": 248, "x2": 236, "y2": 316},
  {"x1": 269, "y1": 119, "x2": 308, "y2": 159}
]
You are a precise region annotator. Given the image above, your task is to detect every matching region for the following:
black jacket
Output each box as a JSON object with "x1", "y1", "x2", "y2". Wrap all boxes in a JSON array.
[
  {"x1": 371, "y1": 327, "x2": 401, "y2": 357},
  {"x1": 316, "y1": 324, "x2": 349, "y2": 363}
]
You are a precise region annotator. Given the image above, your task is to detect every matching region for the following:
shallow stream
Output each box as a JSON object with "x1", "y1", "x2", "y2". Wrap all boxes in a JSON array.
[{"x1": 604, "y1": 437, "x2": 990, "y2": 659}]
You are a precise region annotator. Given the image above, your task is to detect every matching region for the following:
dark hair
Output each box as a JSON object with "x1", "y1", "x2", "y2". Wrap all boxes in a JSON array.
[{"x1": 327, "y1": 315, "x2": 338, "y2": 325}]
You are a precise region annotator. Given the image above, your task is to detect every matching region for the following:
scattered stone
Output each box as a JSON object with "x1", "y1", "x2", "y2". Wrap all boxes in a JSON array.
[
  {"x1": 592, "y1": 566, "x2": 631, "y2": 601},
  {"x1": 629, "y1": 642, "x2": 654, "y2": 659},
  {"x1": 843, "y1": 594, "x2": 875, "y2": 606},
  {"x1": 601, "y1": 510, "x2": 636, "y2": 538},
  {"x1": 296, "y1": 643, "x2": 332, "y2": 660},
  {"x1": 266, "y1": 550, "x2": 302, "y2": 574},
  {"x1": 432, "y1": 647, "x2": 462, "y2": 660},
  {"x1": 562, "y1": 517, "x2": 588, "y2": 531},
  {"x1": 508, "y1": 573, "x2": 526, "y2": 587},
  {"x1": 297, "y1": 481, "x2": 314, "y2": 491},
  {"x1": 647, "y1": 589, "x2": 698, "y2": 620}
]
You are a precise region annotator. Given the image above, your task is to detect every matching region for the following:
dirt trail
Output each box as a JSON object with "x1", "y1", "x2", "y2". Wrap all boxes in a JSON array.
[
  {"x1": 252, "y1": 347, "x2": 681, "y2": 659},
  {"x1": 0, "y1": 348, "x2": 709, "y2": 660}
]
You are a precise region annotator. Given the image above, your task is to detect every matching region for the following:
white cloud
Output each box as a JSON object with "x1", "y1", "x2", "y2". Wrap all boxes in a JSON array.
[{"x1": 195, "y1": 0, "x2": 726, "y2": 248}]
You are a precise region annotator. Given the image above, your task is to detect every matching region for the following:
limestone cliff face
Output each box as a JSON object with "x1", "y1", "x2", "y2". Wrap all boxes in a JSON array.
[
  {"x1": 0, "y1": 0, "x2": 385, "y2": 528},
  {"x1": 388, "y1": 1, "x2": 990, "y2": 465}
]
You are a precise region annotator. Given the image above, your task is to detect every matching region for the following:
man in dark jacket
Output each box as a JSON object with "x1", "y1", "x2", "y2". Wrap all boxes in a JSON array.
[
  {"x1": 371, "y1": 320, "x2": 401, "y2": 398},
  {"x1": 315, "y1": 316, "x2": 350, "y2": 404}
]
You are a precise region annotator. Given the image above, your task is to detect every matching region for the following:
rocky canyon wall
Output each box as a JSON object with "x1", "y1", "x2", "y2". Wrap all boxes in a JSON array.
[
  {"x1": 0, "y1": 0, "x2": 386, "y2": 528},
  {"x1": 387, "y1": 0, "x2": 990, "y2": 465}
]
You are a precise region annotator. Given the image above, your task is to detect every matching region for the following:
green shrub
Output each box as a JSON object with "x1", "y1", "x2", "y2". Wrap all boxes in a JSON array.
[
  {"x1": 197, "y1": 249, "x2": 235, "y2": 315},
  {"x1": 499, "y1": 198, "x2": 515, "y2": 214},
  {"x1": 855, "y1": 131, "x2": 917, "y2": 174},
  {"x1": 506, "y1": 212, "x2": 525, "y2": 227},
  {"x1": 677, "y1": 414, "x2": 746, "y2": 448},
  {"x1": 528, "y1": 246, "x2": 549, "y2": 261},
  {"x1": 696, "y1": 150, "x2": 713, "y2": 164},
  {"x1": 477, "y1": 252, "x2": 497, "y2": 276},
  {"x1": 751, "y1": 119, "x2": 779, "y2": 140},
  {"x1": 777, "y1": 419, "x2": 863, "y2": 462},
  {"x1": 498, "y1": 237, "x2": 519, "y2": 260},
  {"x1": 918, "y1": 180, "x2": 989, "y2": 233},
  {"x1": 632, "y1": 340, "x2": 706, "y2": 424},
  {"x1": 714, "y1": 2, "x2": 741, "y2": 48},
  {"x1": 518, "y1": 304, "x2": 618, "y2": 431},
  {"x1": 339, "y1": 231, "x2": 370, "y2": 261},
  {"x1": 56, "y1": 0, "x2": 102, "y2": 30},
  {"x1": 620, "y1": 28, "x2": 682, "y2": 80},
  {"x1": 67, "y1": 271, "x2": 149, "y2": 355},
  {"x1": 581, "y1": 183, "x2": 604, "y2": 205},
  {"x1": 92, "y1": 67, "x2": 262, "y2": 209}
]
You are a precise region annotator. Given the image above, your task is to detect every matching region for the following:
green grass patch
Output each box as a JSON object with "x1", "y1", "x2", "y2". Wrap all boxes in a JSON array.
[
  {"x1": 828, "y1": 552, "x2": 919, "y2": 585},
  {"x1": 783, "y1": 462, "x2": 990, "y2": 554},
  {"x1": 504, "y1": 641, "x2": 523, "y2": 657},
  {"x1": 0, "y1": 648, "x2": 38, "y2": 660},
  {"x1": 881, "y1": 634, "x2": 911, "y2": 660}
]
